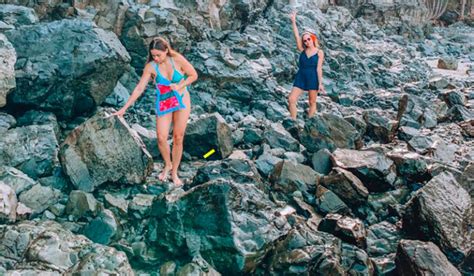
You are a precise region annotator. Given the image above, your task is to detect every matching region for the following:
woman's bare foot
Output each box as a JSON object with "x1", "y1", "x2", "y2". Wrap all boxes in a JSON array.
[
  {"x1": 158, "y1": 165, "x2": 172, "y2": 181},
  {"x1": 172, "y1": 173, "x2": 183, "y2": 187}
]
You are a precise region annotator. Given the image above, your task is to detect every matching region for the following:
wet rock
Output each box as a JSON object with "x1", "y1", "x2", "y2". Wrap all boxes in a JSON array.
[
  {"x1": 0, "y1": 166, "x2": 36, "y2": 195},
  {"x1": 184, "y1": 113, "x2": 234, "y2": 160},
  {"x1": 437, "y1": 56, "x2": 458, "y2": 70},
  {"x1": 321, "y1": 168, "x2": 369, "y2": 207},
  {"x1": 149, "y1": 179, "x2": 291, "y2": 274},
  {"x1": 60, "y1": 110, "x2": 153, "y2": 192},
  {"x1": 300, "y1": 113, "x2": 360, "y2": 153},
  {"x1": 263, "y1": 123, "x2": 300, "y2": 152},
  {"x1": 65, "y1": 190, "x2": 99, "y2": 220},
  {"x1": 311, "y1": 148, "x2": 333, "y2": 175},
  {"x1": 367, "y1": 221, "x2": 401, "y2": 257},
  {"x1": 83, "y1": 209, "x2": 118, "y2": 245},
  {"x1": 402, "y1": 172, "x2": 471, "y2": 265},
  {"x1": 18, "y1": 184, "x2": 61, "y2": 217},
  {"x1": 4, "y1": 19, "x2": 130, "y2": 119},
  {"x1": 0, "y1": 112, "x2": 16, "y2": 131},
  {"x1": 331, "y1": 149, "x2": 397, "y2": 192},
  {"x1": 0, "y1": 124, "x2": 59, "y2": 179},
  {"x1": 316, "y1": 185, "x2": 351, "y2": 215},
  {"x1": 0, "y1": 181, "x2": 17, "y2": 223},
  {"x1": 270, "y1": 160, "x2": 320, "y2": 195},
  {"x1": 363, "y1": 109, "x2": 398, "y2": 143},
  {"x1": 395, "y1": 240, "x2": 461, "y2": 276},
  {"x1": 318, "y1": 213, "x2": 367, "y2": 249},
  {"x1": 0, "y1": 34, "x2": 16, "y2": 108}
]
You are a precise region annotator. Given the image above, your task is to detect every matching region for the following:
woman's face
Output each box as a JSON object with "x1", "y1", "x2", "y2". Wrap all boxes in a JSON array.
[
  {"x1": 302, "y1": 34, "x2": 313, "y2": 48},
  {"x1": 151, "y1": 49, "x2": 167, "y2": 63}
]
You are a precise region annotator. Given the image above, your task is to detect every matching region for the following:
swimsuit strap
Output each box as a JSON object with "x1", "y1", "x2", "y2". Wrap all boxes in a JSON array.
[{"x1": 152, "y1": 62, "x2": 161, "y2": 79}]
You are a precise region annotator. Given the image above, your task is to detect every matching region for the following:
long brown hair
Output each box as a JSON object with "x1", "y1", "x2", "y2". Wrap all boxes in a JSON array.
[
  {"x1": 301, "y1": 32, "x2": 320, "y2": 49},
  {"x1": 146, "y1": 37, "x2": 177, "y2": 63}
]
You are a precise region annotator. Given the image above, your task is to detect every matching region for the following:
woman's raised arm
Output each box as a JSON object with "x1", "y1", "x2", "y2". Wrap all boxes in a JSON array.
[{"x1": 290, "y1": 11, "x2": 303, "y2": 52}]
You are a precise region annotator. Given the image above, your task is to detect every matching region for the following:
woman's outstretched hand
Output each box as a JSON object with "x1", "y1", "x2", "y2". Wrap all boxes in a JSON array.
[
  {"x1": 111, "y1": 108, "x2": 127, "y2": 117},
  {"x1": 319, "y1": 84, "x2": 326, "y2": 94},
  {"x1": 290, "y1": 11, "x2": 297, "y2": 22}
]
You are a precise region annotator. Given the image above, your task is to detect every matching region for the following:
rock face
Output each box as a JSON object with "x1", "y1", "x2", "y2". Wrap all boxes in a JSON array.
[
  {"x1": 60, "y1": 110, "x2": 153, "y2": 192},
  {"x1": 321, "y1": 167, "x2": 369, "y2": 207},
  {"x1": 402, "y1": 172, "x2": 471, "y2": 265},
  {"x1": 0, "y1": 181, "x2": 17, "y2": 223},
  {"x1": 395, "y1": 240, "x2": 461, "y2": 276},
  {"x1": 4, "y1": 19, "x2": 130, "y2": 119},
  {"x1": 0, "y1": 220, "x2": 133, "y2": 274},
  {"x1": 150, "y1": 179, "x2": 291, "y2": 274},
  {"x1": 184, "y1": 113, "x2": 234, "y2": 160},
  {"x1": 0, "y1": 33, "x2": 16, "y2": 108}
]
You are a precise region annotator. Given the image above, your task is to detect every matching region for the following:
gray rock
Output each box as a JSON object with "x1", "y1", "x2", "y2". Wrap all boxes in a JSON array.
[
  {"x1": 150, "y1": 179, "x2": 290, "y2": 274},
  {"x1": 129, "y1": 193, "x2": 155, "y2": 219},
  {"x1": 397, "y1": 94, "x2": 438, "y2": 129},
  {"x1": 440, "y1": 90, "x2": 466, "y2": 108},
  {"x1": 270, "y1": 160, "x2": 320, "y2": 195},
  {"x1": 402, "y1": 172, "x2": 471, "y2": 265},
  {"x1": 331, "y1": 149, "x2": 397, "y2": 192},
  {"x1": 15, "y1": 111, "x2": 60, "y2": 138},
  {"x1": 397, "y1": 126, "x2": 420, "y2": 141},
  {"x1": 437, "y1": 56, "x2": 458, "y2": 70},
  {"x1": 83, "y1": 209, "x2": 118, "y2": 245},
  {"x1": 444, "y1": 105, "x2": 474, "y2": 122},
  {"x1": 0, "y1": 4, "x2": 38, "y2": 27},
  {"x1": 0, "y1": 166, "x2": 36, "y2": 195},
  {"x1": 184, "y1": 113, "x2": 234, "y2": 160},
  {"x1": 363, "y1": 109, "x2": 398, "y2": 143},
  {"x1": 387, "y1": 150, "x2": 430, "y2": 183},
  {"x1": 104, "y1": 193, "x2": 129, "y2": 216},
  {"x1": 104, "y1": 81, "x2": 130, "y2": 107},
  {"x1": 341, "y1": 243, "x2": 374, "y2": 275},
  {"x1": 65, "y1": 190, "x2": 99, "y2": 220},
  {"x1": 301, "y1": 113, "x2": 361, "y2": 153},
  {"x1": 428, "y1": 76, "x2": 450, "y2": 90},
  {"x1": 321, "y1": 167, "x2": 369, "y2": 207},
  {"x1": 255, "y1": 153, "x2": 282, "y2": 178},
  {"x1": 0, "y1": 34, "x2": 16, "y2": 108},
  {"x1": 371, "y1": 254, "x2": 396, "y2": 275},
  {"x1": 4, "y1": 19, "x2": 130, "y2": 119},
  {"x1": 318, "y1": 213, "x2": 367, "y2": 248},
  {"x1": 316, "y1": 185, "x2": 351, "y2": 215},
  {"x1": 458, "y1": 119, "x2": 474, "y2": 137},
  {"x1": 18, "y1": 184, "x2": 61, "y2": 216},
  {"x1": 0, "y1": 112, "x2": 16, "y2": 131},
  {"x1": 407, "y1": 135, "x2": 456, "y2": 163},
  {"x1": 0, "y1": 124, "x2": 59, "y2": 179},
  {"x1": 60, "y1": 110, "x2": 153, "y2": 192},
  {"x1": 176, "y1": 259, "x2": 221, "y2": 276},
  {"x1": 0, "y1": 181, "x2": 17, "y2": 223},
  {"x1": 241, "y1": 127, "x2": 263, "y2": 145},
  {"x1": 395, "y1": 240, "x2": 461, "y2": 276},
  {"x1": 263, "y1": 123, "x2": 300, "y2": 152},
  {"x1": 367, "y1": 221, "x2": 401, "y2": 257},
  {"x1": 131, "y1": 123, "x2": 159, "y2": 160},
  {"x1": 311, "y1": 148, "x2": 333, "y2": 175}
]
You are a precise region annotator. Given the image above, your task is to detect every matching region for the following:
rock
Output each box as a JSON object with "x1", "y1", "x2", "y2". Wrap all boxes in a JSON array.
[
  {"x1": 340, "y1": 243, "x2": 374, "y2": 275},
  {"x1": 129, "y1": 193, "x2": 155, "y2": 219},
  {"x1": 315, "y1": 185, "x2": 351, "y2": 215},
  {"x1": 160, "y1": 261, "x2": 177, "y2": 276},
  {"x1": 318, "y1": 213, "x2": 367, "y2": 248},
  {"x1": 65, "y1": 190, "x2": 99, "y2": 220},
  {"x1": 397, "y1": 126, "x2": 420, "y2": 141},
  {"x1": 263, "y1": 123, "x2": 300, "y2": 152},
  {"x1": 363, "y1": 109, "x2": 398, "y2": 143},
  {"x1": 4, "y1": 19, "x2": 130, "y2": 119},
  {"x1": 331, "y1": 149, "x2": 397, "y2": 192},
  {"x1": 407, "y1": 135, "x2": 456, "y2": 163},
  {"x1": 0, "y1": 34, "x2": 16, "y2": 108},
  {"x1": 367, "y1": 221, "x2": 401, "y2": 257},
  {"x1": 18, "y1": 184, "x2": 61, "y2": 217},
  {"x1": 402, "y1": 172, "x2": 471, "y2": 265},
  {"x1": 0, "y1": 112, "x2": 16, "y2": 131},
  {"x1": 270, "y1": 160, "x2": 320, "y2": 195},
  {"x1": 300, "y1": 113, "x2": 360, "y2": 153},
  {"x1": 16, "y1": 110, "x2": 60, "y2": 138},
  {"x1": 0, "y1": 181, "x2": 17, "y2": 223},
  {"x1": 184, "y1": 113, "x2": 234, "y2": 160},
  {"x1": 371, "y1": 254, "x2": 396, "y2": 275},
  {"x1": 395, "y1": 240, "x2": 461, "y2": 276},
  {"x1": 461, "y1": 249, "x2": 474, "y2": 275},
  {"x1": 176, "y1": 259, "x2": 221, "y2": 276},
  {"x1": 104, "y1": 81, "x2": 130, "y2": 107},
  {"x1": 255, "y1": 153, "x2": 282, "y2": 178},
  {"x1": 15, "y1": 202, "x2": 32, "y2": 221},
  {"x1": 83, "y1": 209, "x2": 118, "y2": 245},
  {"x1": 440, "y1": 90, "x2": 466, "y2": 108},
  {"x1": 0, "y1": 123, "x2": 59, "y2": 179},
  {"x1": 283, "y1": 152, "x2": 306, "y2": 164},
  {"x1": 311, "y1": 148, "x2": 333, "y2": 175},
  {"x1": 387, "y1": 150, "x2": 430, "y2": 183},
  {"x1": 321, "y1": 168, "x2": 369, "y2": 207},
  {"x1": 444, "y1": 105, "x2": 474, "y2": 122},
  {"x1": 149, "y1": 179, "x2": 291, "y2": 274},
  {"x1": 104, "y1": 193, "x2": 129, "y2": 216},
  {"x1": 131, "y1": 123, "x2": 159, "y2": 159},
  {"x1": 0, "y1": 4, "x2": 38, "y2": 27},
  {"x1": 60, "y1": 110, "x2": 153, "y2": 192},
  {"x1": 459, "y1": 119, "x2": 474, "y2": 137},
  {"x1": 437, "y1": 56, "x2": 458, "y2": 70},
  {"x1": 428, "y1": 76, "x2": 450, "y2": 90},
  {"x1": 0, "y1": 166, "x2": 36, "y2": 195},
  {"x1": 241, "y1": 127, "x2": 263, "y2": 145},
  {"x1": 397, "y1": 94, "x2": 438, "y2": 129},
  {"x1": 365, "y1": 188, "x2": 411, "y2": 224},
  {"x1": 344, "y1": 115, "x2": 367, "y2": 139}
]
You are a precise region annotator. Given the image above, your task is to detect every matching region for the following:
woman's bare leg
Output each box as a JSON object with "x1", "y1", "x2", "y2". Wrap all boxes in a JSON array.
[
  {"x1": 171, "y1": 90, "x2": 191, "y2": 187},
  {"x1": 308, "y1": 90, "x2": 318, "y2": 117},
  {"x1": 288, "y1": 86, "x2": 304, "y2": 119},
  {"x1": 156, "y1": 113, "x2": 173, "y2": 181}
]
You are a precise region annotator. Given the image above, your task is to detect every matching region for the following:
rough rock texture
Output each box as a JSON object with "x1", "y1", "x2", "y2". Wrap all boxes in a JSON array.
[
  {"x1": 0, "y1": 4, "x2": 38, "y2": 28},
  {"x1": 0, "y1": 181, "x2": 17, "y2": 223},
  {"x1": 270, "y1": 160, "x2": 320, "y2": 195},
  {"x1": 321, "y1": 167, "x2": 369, "y2": 207},
  {"x1": 0, "y1": 33, "x2": 16, "y2": 108},
  {"x1": 318, "y1": 213, "x2": 367, "y2": 249},
  {"x1": 18, "y1": 184, "x2": 61, "y2": 216},
  {"x1": 60, "y1": 110, "x2": 153, "y2": 192}
]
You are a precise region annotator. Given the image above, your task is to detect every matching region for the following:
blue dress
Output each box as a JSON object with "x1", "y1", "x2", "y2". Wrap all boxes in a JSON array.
[{"x1": 293, "y1": 51, "x2": 320, "y2": 91}]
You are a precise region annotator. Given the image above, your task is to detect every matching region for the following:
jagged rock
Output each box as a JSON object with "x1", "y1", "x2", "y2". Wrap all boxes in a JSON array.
[
  {"x1": 176, "y1": 258, "x2": 221, "y2": 276},
  {"x1": 318, "y1": 213, "x2": 367, "y2": 248},
  {"x1": 0, "y1": 124, "x2": 59, "y2": 179},
  {"x1": 18, "y1": 184, "x2": 61, "y2": 217},
  {"x1": 131, "y1": 123, "x2": 159, "y2": 159},
  {"x1": 459, "y1": 119, "x2": 474, "y2": 137},
  {"x1": 149, "y1": 179, "x2": 291, "y2": 274},
  {"x1": 65, "y1": 190, "x2": 99, "y2": 220},
  {"x1": 16, "y1": 111, "x2": 60, "y2": 138},
  {"x1": 402, "y1": 172, "x2": 471, "y2": 265},
  {"x1": 397, "y1": 94, "x2": 438, "y2": 129},
  {"x1": 0, "y1": 34, "x2": 16, "y2": 108},
  {"x1": 444, "y1": 105, "x2": 474, "y2": 122},
  {"x1": 364, "y1": 188, "x2": 411, "y2": 224},
  {"x1": 440, "y1": 90, "x2": 466, "y2": 107},
  {"x1": 311, "y1": 148, "x2": 333, "y2": 175},
  {"x1": 129, "y1": 194, "x2": 155, "y2": 219},
  {"x1": 59, "y1": 110, "x2": 153, "y2": 192},
  {"x1": 0, "y1": 112, "x2": 16, "y2": 131},
  {"x1": 315, "y1": 185, "x2": 351, "y2": 215},
  {"x1": 395, "y1": 240, "x2": 461, "y2": 276},
  {"x1": 0, "y1": 181, "x2": 17, "y2": 223},
  {"x1": 340, "y1": 243, "x2": 374, "y2": 275},
  {"x1": 331, "y1": 149, "x2": 397, "y2": 192},
  {"x1": 255, "y1": 153, "x2": 282, "y2": 178},
  {"x1": 407, "y1": 135, "x2": 456, "y2": 163},
  {"x1": 428, "y1": 76, "x2": 450, "y2": 90},
  {"x1": 270, "y1": 160, "x2": 320, "y2": 195},
  {"x1": 263, "y1": 123, "x2": 300, "y2": 152},
  {"x1": 0, "y1": 166, "x2": 36, "y2": 195},
  {"x1": 371, "y1": 254, "x2": 396, "y2": 275},
  {"x1": 4, "y1": 19, "x2": 130, "y2": 118},
  {"x1": 363, "y1": 109, "x2": 398, "y2": 143},
  {"x1": 83, "y1": 209, "x2": 118, "y2": 245},
  {"x1": 300, "y1": 113, "x2": 360, "y2": 153},
  {"x1": 241, "y1": 127, "x2": 263, "y2": 145},
  {"x1": 344, "y1": 115, "x2": 367, "y2": 139},
  {"x1": 184, "y1": 113, "x2": 233, "y2": 160},
  {"x1": 104, "y1": 193, "x2": 129, "y2": 216},
  {"x1": 160, "y1": 261, "x2": 177, "y2": 276},
  {"x1": 0, "y1": 4, "x2": 38, "y2": 28},
  {"x1": 386, "y1": 150, "x2": 430, "y2": 182},
  {"x1": 461, "y1": 249, "x2": 474, "y2": 275},
  {"x1": 367, "y1": 221, "x2": 401, "y2": 257},
  {"x1": 437, "y1": 56, "x2": 458, "y2": 70},
  {"x1": 15, "y1": 202, "x2": 32, "y2": 221},
  {"x1": 397, "y1": 126, "x2": 420, "y2": 141},
  {"x1": 321, "y1": 168, "x2": 369, "y2": 207},
  {"x1": 104, "y1": 81, "x2": 130, "y2": 107}
]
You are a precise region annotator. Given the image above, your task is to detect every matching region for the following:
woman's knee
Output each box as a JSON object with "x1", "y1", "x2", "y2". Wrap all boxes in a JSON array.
[
  {"x1": 288, "y1": 94, "x2": 298, "y2": 105},
  {"x1": 157, "y1": 135, "x2": 168, "y2": 145},
  {"x1": 173, "y1": 132, "x2": 185, "y2": 145}
]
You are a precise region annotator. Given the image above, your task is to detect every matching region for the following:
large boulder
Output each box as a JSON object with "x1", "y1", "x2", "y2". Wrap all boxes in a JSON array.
[
  {"x1": 395, "y1": 240, "x2": 461, "y2": 276},
  {"x1": 184, "y1": 113, "x2": 234, "y2": 160},
  {"x1": 331, "y1": 149, "x2": 397, "y2": 192},
  {"x1": 263, "y1": 123, "x2": 300, "y2": 152},
  {"x1": 149, "y1": 179, "x2": 291, "y2": 274},
  {"x1": 0, "y1": 124, "x2": 59, "y2": 179},
  {"x1": 0, "y1": 34, "x2": 16, "y2": 108},
  {"x1": 0, "y1": 220, "x2": 133, "y2": 274},
  {"x1": 18, "y1": 184, "x2": 61, "y2": 217},
  {"x1": 318, "y1": 213, "x2": 367, "y2": 249},
  {"x1": 321, "y1": 167, "x2": 369, "y2": 207},
  {"x1": 363, "y1": 109, "x2": 398, "y2": 143},
  {"x1": 0, "y1": 166, "x2": 36, "y2": 195},
  {"x1": 59, "y1": 110, "x2": 153, "y2": 192},
  {"x1": 270, "y1": 160, "x2": 320, "y2": 196},
  {"x1": 4, "y1": 19, "x2": 130, "y2": 119},
  {"x1": 300, "y1": 113, "x2": 361, "y2": 153},
  {"x1": 402, "y1": 172, "x2": 471, "y2": 265}
]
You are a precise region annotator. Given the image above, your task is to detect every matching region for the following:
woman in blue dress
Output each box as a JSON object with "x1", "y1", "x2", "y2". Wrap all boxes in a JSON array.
[{"x1": 288, "y1": 11, "x2": 325, "y2": 119}]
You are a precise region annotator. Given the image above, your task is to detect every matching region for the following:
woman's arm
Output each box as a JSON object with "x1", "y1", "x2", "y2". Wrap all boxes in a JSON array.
[
  {"x1": 291, "y1": 11, "x2": 303, "y2": 52},
  {"x1": 171, "y1": 54, "x2": 198, "y2": 92},
  {"x1": 317, "y1": 50, "x2": 325, "y2": 92},
  {"x1": 112, "y1": 63, "x2": 153, "y2": 116}
]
